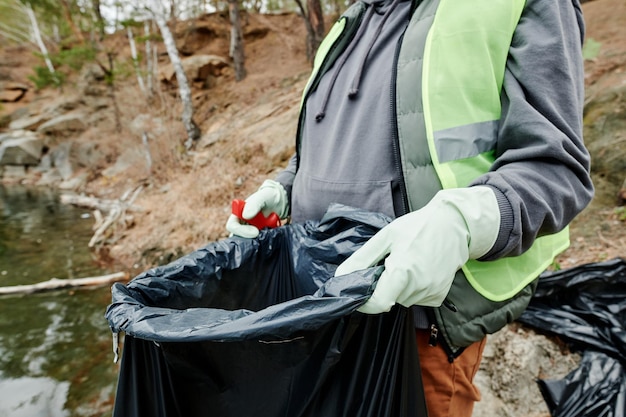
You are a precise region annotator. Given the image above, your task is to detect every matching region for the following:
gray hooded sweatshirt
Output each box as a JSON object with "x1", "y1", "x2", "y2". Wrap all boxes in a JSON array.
[{"x1": 275, "y1": 0, "x2": 594, "y2": 335}]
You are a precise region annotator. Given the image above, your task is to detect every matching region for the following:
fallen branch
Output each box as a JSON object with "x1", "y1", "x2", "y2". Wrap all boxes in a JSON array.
[
  {"x1": 0, "y1": 272, "x2": 129, "y2": 296},
  {"x1": 60, "y1": 192, "x2": 143, "y2": 213},
  {"x1": 61, "y1": 186, "x2": 144, "y2": 248},
  {"x1": 597, "y1": 230, "x2": 619, "y2": 249},
  {"x1": 90, "y1": 205, "x2": 122, "y2": 247}
]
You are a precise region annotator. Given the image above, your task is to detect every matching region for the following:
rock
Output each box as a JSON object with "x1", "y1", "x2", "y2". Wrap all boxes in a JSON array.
[
  {"x1": 102, "y1": 147, "x2": 144, "y2": 178},
  {"x1": 79, "y1": 63, "x2": 106, "y2": 83},
  {"x1": 159, "y1": 54, "x2": 229, "y2": 86},
  {"x1": 35, "y1": 152, "x2": 53, "y2": 173},
  {"x1": 6, "y1": 106, "x2": 30, "y2": 122},
  {"x1": 73, "y1": 142, "x2": 104, "y2": 168},
  {"x1": 0, "y1": 131, "x2": 43, "y2": 166},
  {"x1": 50, "y1": 142, "x2": 74, "y2": 180},
  {"x1": 83, "y1": 96, "x2": 109, "y2": 111},
  {"x1": 37, "y1": 112, "x2": 87, "y2": 138},
  {"x1": 473, "y1": 324, "x2": 580, "y2": 417},
  {"x1": 58, "y1": 171, "x2": 88, "y2": 191},
  {"x1": 472, "y1": 372, "x2": 510, "y2": 417},
  {"x1": 0, "y1": 129, "x2": 40, "y2": 144},
  {"x1": 584, "y1": 84, "x2": 626, "y2": 190},
  {"x1": 40, "y1": 96, "x2": 82, "y2": 115},
  {"x1": 0, "y1": 165, "x2": 27, "y2": 181},
  {"x1": 35, "y1": 168, "x2": 63, "y2": 186},
  {"x1": 618, "y1": 177, "x2": 626, "y2": 205},
  {"x1": 74, "y1": 64, "x2": 109, "y2": 108},
  {"x1": 34, "y1": 141, "x2": 104, "y2": 182},
  {"x1": 177, "y1": 23, "x2": 222, "y2": 55},
  {"x1": 129, "y1": 114, "x2": 166, "y2": 136},
  {"x1": 82, "y1": 84, "x2": 108, "y2": 97},
  {"x1": 0, "y1": 82, "x2": 28, "y2": 102},
  {"x1": 0, "y1": 89, "x2": 24, "y2": 103},
  {"x1": 9, "y1": 114, "x2": 50, "y2": 131}
]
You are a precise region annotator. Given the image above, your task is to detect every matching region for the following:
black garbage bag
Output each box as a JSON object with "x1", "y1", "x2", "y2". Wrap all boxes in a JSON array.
[
  {"x1": 537, "y1": 351, "x2": 625, "y2": 417},
  {"x1": 105, "y1": 204, "x2": 428, "y2": 417},
  {"x1": 518, "y1": 258, "x2": 626, "y2": 417}
]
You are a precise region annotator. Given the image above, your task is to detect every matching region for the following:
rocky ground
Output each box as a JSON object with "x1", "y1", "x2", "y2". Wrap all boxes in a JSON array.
[{"x1": 1, "y1": 0, "x2": 625, "y2": 415}]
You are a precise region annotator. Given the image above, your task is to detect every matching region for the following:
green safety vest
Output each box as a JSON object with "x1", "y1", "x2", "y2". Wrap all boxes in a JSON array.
[
  {"x1": 303, "y1": 0, "x2": 570, "y2": 303},
  {"x1": 417, "y1": 0, "x2": 569, "y2": 302}
]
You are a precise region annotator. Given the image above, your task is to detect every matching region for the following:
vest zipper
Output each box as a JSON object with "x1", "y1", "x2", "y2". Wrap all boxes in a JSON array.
[
  {"x1": 390, "y1": 32, "x2": 410, "y2": 216},
  {"x1": 428, "y1": 323, "x2": 438, "y2": 346},
  {"x1": 425, "y1": 307, "x2": 463, "y2": 363}
]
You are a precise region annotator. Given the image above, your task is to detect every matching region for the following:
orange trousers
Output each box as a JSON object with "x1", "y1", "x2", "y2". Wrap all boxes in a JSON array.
[{"x1": 416, "y1": 329, "x2": 486, "y2": 417}]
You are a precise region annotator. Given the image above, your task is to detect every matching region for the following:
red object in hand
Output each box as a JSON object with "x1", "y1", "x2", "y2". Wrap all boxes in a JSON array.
[{"x1": 231, "y1": 199, "x2": 281, "y2": 230}]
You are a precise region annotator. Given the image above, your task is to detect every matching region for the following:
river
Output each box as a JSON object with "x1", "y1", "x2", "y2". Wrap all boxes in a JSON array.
[{"x1": 0, "y1": 185, "x2": 118, "y2": 417}]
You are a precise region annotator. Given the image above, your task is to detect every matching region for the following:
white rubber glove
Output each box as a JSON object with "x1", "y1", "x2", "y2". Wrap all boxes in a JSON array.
[
  {"x1": 226, "y1": 179, "x2": 289, "y2": 238},
  {"x1": 334, "y1": 186, "x2": 501, "y2": 314}
]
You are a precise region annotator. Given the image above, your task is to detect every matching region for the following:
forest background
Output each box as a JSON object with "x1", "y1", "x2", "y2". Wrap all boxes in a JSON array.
[{"x1": 0, "y1": 0, "x2": 625, "y2": 415}]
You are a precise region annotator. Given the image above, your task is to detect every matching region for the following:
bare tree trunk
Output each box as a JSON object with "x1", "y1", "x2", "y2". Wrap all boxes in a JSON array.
[
  {"x1": 294, "y1": 0, "x2": 324, "y2": 63},
  {"x1": 307, "y1": 0, "x2": 325, "y2": 59},
  {"x1": 144, "y1": 21, "x2": 154, "y2": 98},
  {"x1": 96, "y1": 53, "x2": 122, "y2": 132},
  {"x1": 150, "y1": 19, "x2": 164, "y2": 103},
  {"x1": 114, "y1": 1, "x2": 121, "y2": 32},
  {"x1": 153, "y1": 11, "x2": 200, "y2": 150},
  {"x1": 142, "y1": 131, "x2": 153, "y2": 175},
  {"x1": 59, "y1": 0, "x2": 85, "y2": 43},
  {"x1": 92, "y1": 0, "x2": 106, "y2": 40},
  {"x1": 127, "y1": 26, "x2": 147, "y2": 96},
  {"x1": 52, "y1": 22, "x2": 61, "y2": 43},
  {"x1": 25, "y1": 4, "x2": 58, "y2": 81},
  {"x1": 169, "y1": 0, "x2": 178, "y2": 25},
  {"x1": 228, "y1": 0, "x2": 246, "y2": 81},
  {"x1": 107, "y1": 52, "x2": 122, "y2": 132}
]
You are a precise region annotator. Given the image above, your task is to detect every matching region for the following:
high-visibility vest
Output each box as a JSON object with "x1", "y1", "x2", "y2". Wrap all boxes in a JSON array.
[
  {"x1": 303, "y1": 0, "x2": 570, "y2": 302},
  {"x1": 415, "y1": 0, "x2": 569, "y2": 301}
]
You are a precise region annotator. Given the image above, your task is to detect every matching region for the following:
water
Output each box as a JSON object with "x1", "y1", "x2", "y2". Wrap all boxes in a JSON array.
[{"x1": 0, "y1": 185, "x2": 118, "y2": 417}]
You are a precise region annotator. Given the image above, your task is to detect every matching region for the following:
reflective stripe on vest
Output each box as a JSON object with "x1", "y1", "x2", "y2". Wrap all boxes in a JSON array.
[{"x1": 421, "y1": 0, "x2": 569, "y2": 301}]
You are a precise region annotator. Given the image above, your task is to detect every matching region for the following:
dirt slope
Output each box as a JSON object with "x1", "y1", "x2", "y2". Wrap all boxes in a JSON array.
[{"x1": 1, "y1": 2, "x2": 623, "y2": 271}]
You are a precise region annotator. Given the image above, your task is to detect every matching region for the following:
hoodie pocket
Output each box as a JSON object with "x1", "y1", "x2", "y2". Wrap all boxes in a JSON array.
[{"x1": 291, "y1": 172, "x2": 396, "y2": 223}]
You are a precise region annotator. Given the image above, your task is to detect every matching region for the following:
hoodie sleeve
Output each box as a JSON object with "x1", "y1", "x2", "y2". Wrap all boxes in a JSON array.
[
  {"x1": 472, "y1": 0, "x2": 594, "y2": 260},
  {"x1": 274, "y1": 153, "x2": 297, "y2": 207}
]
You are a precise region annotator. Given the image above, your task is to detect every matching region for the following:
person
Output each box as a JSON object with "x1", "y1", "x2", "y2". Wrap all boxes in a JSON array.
[{"x1": 226, "y1": 0, "x2": 594, "y2": 415}]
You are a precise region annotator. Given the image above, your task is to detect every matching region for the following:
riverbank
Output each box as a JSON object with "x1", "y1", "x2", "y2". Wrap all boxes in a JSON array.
[{"x1": 0, "y1": 185, "x2": 119, "y2": 417}]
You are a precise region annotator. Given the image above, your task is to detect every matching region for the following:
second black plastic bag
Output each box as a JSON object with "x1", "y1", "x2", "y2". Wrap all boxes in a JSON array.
[
  {"x1": 105, "y1": 204, "x2": 428, "y2": 417},
  {"x1": 518, "y1": 258, "x2": 626, "y2": 417}
]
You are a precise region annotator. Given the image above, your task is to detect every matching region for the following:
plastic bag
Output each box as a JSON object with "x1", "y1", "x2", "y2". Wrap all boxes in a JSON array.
[
  {"x1": 518, "y1": 258, "x2": 626, "y2": 417},
  {"x1": 105, "y1": 204, "x2": 428, "y2": 417}
]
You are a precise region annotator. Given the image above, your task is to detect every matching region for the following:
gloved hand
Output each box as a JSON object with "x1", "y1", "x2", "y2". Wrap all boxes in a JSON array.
[
  {"x1": 334, "y1": 186, "x2": 501, "y2": 314},
  {"x1": 226, "y1": 179, "x2": 289, "y2": 238}
]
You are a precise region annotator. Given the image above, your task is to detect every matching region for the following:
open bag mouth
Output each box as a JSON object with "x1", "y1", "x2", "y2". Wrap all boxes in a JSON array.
[{"x1": 105, "y1": 204, "x2": 428, "y2": 417}]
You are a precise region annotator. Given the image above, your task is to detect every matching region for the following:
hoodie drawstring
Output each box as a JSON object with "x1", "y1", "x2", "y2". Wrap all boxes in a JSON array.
[
  {"x1": 349, "y1": 0, "x2": 402, "y2": 98},
  {"x1": 316, "y1": 0, "x2": 402, "y2": 122},
  {"x1": 315, "y1": 4, "x2": 376, "y2": 122}
]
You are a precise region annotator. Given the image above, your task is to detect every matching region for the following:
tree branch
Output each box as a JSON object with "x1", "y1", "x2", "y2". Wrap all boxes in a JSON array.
[{"x1": 0, "y1": 272, "x2": 129, "y2": 296}]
